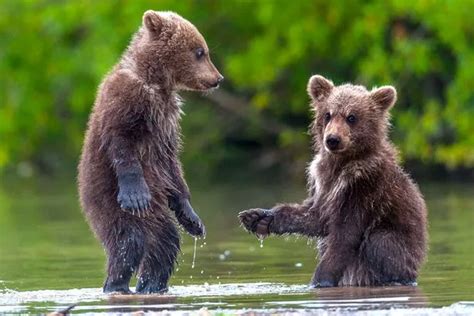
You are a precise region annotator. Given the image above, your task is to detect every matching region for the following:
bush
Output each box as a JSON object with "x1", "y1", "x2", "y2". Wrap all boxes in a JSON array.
[{"x1": 0, "y1": 0, "x2": 472, "y2": 176}]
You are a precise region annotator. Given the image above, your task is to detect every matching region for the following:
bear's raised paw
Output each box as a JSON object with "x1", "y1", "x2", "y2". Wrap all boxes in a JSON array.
[{"x1": 238, "y1": 208, "x2": 274, "y2": 238}]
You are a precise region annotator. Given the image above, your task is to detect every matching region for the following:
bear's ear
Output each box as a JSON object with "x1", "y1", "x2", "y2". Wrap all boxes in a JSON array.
[
  {"x1": 370, "y1": 86, "x2": 397, "y2": 111},
  {"x1": 143, "y1": 10, "x2": 164, "y2": 34},
  {"x1": 307, "y1": 75, "x2": 334, "y2": 102}
]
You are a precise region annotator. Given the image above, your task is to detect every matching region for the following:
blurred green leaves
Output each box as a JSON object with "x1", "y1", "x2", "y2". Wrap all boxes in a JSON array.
[{"x1": 0, "y1": 0, "x2": 473, "y2": 176}]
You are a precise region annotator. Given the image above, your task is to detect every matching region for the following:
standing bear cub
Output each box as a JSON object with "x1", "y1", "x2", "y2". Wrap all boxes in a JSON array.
[
  {"x1": 78, "y1": 11, "x2": 223, "y2": 294},
  {"x1": 239, "y1": 75, "x2": 427, "y2": 287}
]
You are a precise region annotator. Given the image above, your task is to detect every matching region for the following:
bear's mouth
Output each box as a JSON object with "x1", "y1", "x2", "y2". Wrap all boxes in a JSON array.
[
  {"x1": 182, "y1": 82, "x2": 218, "y2": 92},
  {"x1": 200, "y1": 80, "x2": 220, "y2": 90},
  {"x1": 324, "y1": 146, "x2": 346, "y2": 154}
]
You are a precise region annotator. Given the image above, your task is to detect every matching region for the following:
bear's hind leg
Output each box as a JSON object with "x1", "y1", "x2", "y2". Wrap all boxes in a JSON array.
[
  {"x1": 363, "y1": 230, "x2": 418, "y2": 286},
  {"x1": 136, "y1": 222, "x2": 180, "y2": 294},
  {"x1": 103, "y1": 221, "x2": 145, "y2": 294}
]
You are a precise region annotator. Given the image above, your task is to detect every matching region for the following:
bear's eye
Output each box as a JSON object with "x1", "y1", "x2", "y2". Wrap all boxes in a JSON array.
[
  {"x1": 324, "y1": 112, "x2": 331, "y2": 123},
  {"x1": 195, "y1": 47, "x2": 205, "y2": 60},
  {"x1": 346, "y1": 114, "x2": 356, "y2": 124}
]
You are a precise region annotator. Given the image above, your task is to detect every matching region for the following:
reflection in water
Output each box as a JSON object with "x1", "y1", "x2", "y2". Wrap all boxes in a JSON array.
[
  {"x1": 108, "y1": 293, "x2": 177, "y2": 304},
  {"x1": 0, "y1": 283, "x2": 430, "y2": 313},
  {"x1": 2, "y1": 283, "x2": 473, "y2": 315},
  {"x1": 309, "y1": 286, "x2": 428, "y2": 309},
  {"x1": 104, "y1": 294, "x2": 178, "y2": 314},
  {"x1": 0, "y1": 283, "x2": 306, "y2": 304}
]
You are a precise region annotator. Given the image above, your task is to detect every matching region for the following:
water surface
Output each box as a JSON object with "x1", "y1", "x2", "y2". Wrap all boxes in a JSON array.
[{"x1": 0, "y1": 177, "x2": 472, "y2": 314}]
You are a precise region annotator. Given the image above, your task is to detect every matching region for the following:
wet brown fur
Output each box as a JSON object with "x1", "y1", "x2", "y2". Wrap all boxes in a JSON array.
[
  {"x1": 78, "y1": 11, "x2": 222, "y2": 294},
  {"x1": 240, "y1": 75, "x2": 428, "y2": 287}
]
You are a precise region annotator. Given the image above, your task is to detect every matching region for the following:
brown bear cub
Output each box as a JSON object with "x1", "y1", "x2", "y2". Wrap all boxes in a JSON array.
[
  {"x1": 78, "y1": 11, "x2": 223, "y2": 294},
  {"x1": 239, "y1": 75, "x2": 428, "y2": 287}
]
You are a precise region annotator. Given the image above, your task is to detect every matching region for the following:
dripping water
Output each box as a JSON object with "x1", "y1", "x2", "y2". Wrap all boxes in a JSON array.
[{"x1": 191, "y1": 237, "x2": 197, "y2": 269}]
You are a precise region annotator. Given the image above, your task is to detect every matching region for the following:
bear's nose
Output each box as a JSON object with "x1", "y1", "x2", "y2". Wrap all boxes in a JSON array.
[
  {"x1": 326, "y1": 135, "x2": 341, "y2": 150},
  {"x1": 211, "y1": 75, "x2": 224, "y2": 87}
]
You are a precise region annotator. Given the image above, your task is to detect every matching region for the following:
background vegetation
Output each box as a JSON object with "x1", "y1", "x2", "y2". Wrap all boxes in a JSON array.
[{"x1": 1, "y1": 0, "x2": 473, "y2": 179}]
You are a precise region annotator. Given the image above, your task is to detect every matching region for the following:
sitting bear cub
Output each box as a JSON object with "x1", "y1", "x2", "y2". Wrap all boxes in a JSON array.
[
  {"x1": 78, "y1": 11, "x2": 223, "y2": 294},
  {"x1": 239, "y1": 75, "x2": 427, "y2": 287}
]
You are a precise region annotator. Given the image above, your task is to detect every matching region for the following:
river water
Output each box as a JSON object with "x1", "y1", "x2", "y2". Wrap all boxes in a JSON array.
[{"x1": 0, "y1": 177, "x2": 472, "y2": 314}]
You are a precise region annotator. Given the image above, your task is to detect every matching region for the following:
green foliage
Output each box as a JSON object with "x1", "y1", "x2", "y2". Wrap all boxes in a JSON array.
[{"x1": 0, "y1": 0, "x2": 473, "y2": 175}]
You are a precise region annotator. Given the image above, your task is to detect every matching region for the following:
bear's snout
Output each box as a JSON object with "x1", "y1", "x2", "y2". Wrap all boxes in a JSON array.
[
  {"x1": 325, "y1": 134, "x2": 342, "y2": 151},
  {"x1": 210, "y1": 74, "x2": 224, "y2": 88}
]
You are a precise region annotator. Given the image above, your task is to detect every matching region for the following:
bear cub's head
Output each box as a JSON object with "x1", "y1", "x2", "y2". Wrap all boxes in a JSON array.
[
  {"x1": 307, "y1": 75, "x2": 397, "y2": 156},
  {"x1": 138, "y1": 11, "x2": 223, "y2": 90}
]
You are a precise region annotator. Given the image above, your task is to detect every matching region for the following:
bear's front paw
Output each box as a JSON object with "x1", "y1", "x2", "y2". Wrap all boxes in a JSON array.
[
  {"x1": 238, "y1": 208, "x2": 274, "y2": 238},
  {"x1": 175, "y1": 199, "x2": 206, "y2": 237},
  {"x1": 117, "y1": 177, "x2": 152, "y2": 217}
]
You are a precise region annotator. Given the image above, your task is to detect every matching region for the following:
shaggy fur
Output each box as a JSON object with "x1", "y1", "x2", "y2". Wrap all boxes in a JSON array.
[
  {"x1": 78, "y1": 10, "x2": 223, "y2": 294},
  {"x1": 239, "y1": 75, "x2": 427, "y2": 287}
]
